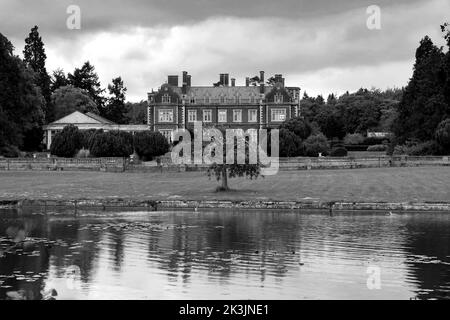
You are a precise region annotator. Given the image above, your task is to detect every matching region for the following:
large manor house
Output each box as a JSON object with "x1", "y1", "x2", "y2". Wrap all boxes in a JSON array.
[
  {"x1": 148, "y1": 71, "x2": 301, "y2": 142},
  {"x1": 43, "y1": 71, "x2": 300, "y2": 148}
]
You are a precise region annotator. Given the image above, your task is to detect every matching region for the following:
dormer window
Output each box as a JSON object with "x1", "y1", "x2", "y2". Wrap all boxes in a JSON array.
[
  {"x1": 162, "y1": 94, "x2": 171, "y2": 103},
  {"x1": 220, "y1": 96, "x2": 225, "y2": 104},
  {"x1": 190, "y1": 97, "x2": 195, "y2": 104},
  {"x1": 274, "y1": 93, "x2": 283, "y2": 103}
]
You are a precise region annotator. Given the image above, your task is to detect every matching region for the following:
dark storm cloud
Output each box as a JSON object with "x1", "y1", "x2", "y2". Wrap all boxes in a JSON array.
[{"x1": 1, "y1": 0, "x2": 425, "y2": 40}]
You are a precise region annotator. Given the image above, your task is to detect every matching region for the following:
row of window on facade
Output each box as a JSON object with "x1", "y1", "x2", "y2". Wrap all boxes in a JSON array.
[
  {"x1": 160, "y1": 93, "x2": 286, "y2": 104},
  {"x1": 158, "y1": 109, "x2": 287, "y2": 123}
]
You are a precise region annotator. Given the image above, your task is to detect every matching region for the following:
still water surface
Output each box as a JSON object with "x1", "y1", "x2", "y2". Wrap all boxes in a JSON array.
[{"x1": 0, "y1": 209, "x2": 449, "y2": 300}]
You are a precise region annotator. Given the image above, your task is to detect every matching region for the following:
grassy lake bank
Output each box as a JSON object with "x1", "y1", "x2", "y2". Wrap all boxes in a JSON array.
[{"x1": 0, "y1": 167, "x2": 449, "y2": 211}]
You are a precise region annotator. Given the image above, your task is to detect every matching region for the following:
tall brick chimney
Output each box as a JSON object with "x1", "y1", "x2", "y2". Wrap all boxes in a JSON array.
[
  {"x1": 168, "y1": 75, "x2": 178, "y2": 87},
  {"x1": 259, "y1": 71, "x2": 265, "y2": 94},
  {"x1": 274, "y1": 74, "x2": 285, "y2": 86},
  {"x1": 219, "y1": 74, "x2": 229, "y2": 86},
  {"x1": 187, "y1": 75, "x2": 191, "y2": 87},
  {"x1": 231, "y1": 78, "x2": 235, "y2": 87},
  {"x1": 245, "y1": 77, "x2": 250, "y2": 87},
  {"x1": 182, "y1": 71, "x2": 188, "y2": 94}
]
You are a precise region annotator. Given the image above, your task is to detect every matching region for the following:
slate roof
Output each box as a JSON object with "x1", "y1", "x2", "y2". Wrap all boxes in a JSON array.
[
  {"x1": 164, "y1": 86, "x2": 273, "y2": 99},
  {"x1": 48, "y1": 111, "x2": 116, "y2": 126},
  {"x1": 85, "y1": 112, "x2": 115, "y2": 124}
]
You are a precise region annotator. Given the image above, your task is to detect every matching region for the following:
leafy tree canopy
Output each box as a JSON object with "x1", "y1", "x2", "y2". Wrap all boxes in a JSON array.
[
  {"x1": 68, "y1": 61, "x2": 105, "y2": 112},
  {"x1": 51, "y1": 85, "x2": 99, "y2": 119},
  {"x1": 394, "y1": 33, "x2": 449, "y2": 142},
  {"x1": 104, "y1": 77, "x2": 128, "y2": 124}
]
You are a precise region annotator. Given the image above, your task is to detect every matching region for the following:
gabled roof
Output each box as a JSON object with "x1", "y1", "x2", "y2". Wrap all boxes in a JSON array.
[
  {"x1": 85, "y1": 112, "x2": 115, "y2": 124},
  {"x1": 50, "y1": 111, "x2": 116, "y2": 125}
]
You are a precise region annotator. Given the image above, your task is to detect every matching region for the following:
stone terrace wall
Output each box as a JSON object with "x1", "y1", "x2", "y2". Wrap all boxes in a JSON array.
[
  {"x1": 0, "y1": 155, "x2": 449, "y2": 172},
  {"x1": 0, "y1": 157, "x2": 126, "y2": 172},
  {"x1": 278, "y1": 156, "x2": 450, "y2": 170}
]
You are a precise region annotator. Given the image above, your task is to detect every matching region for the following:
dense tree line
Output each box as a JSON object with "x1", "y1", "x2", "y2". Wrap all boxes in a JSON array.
[
  {"x1": 280, "y1": 24, "x2": 450, "y2": 156},
  {"x1": 300, "y1": 88, "x2": 402, "y2": 140},
  {"x1": 0, "y1": 27, "x2": 143, "y2": 156},
  {"x1": 0, "y1": 32, "x2": 45, "y2": 156}
]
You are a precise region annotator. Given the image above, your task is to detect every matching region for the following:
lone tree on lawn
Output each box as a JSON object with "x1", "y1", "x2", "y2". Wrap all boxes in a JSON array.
[{"x1": 205, "y1": 127, "x2": 262, "y2": 192}]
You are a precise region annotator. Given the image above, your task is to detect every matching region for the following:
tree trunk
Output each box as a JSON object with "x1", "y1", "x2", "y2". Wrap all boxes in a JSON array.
[{"x1": 221, "y1": 167, "x2": 229, "y2": 191}]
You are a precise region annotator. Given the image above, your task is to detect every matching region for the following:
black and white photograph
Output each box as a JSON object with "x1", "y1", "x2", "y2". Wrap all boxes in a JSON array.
[{"x1": 1, "y1": 0, "x2": 450, "y2": 307}]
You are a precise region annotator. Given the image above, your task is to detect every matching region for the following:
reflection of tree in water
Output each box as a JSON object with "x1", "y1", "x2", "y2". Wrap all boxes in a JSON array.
[
  {"x1": 0, "y1": 213, "x2": 105, "y2": 299},
  {"x1": 108, "y1": 230, "x2": 125, "y2": 271},
  {"x1": 402, "y1": 216, "x2": 450, "y2": 300},
  {"x1": 146, "y1": 212, "x2": 303, "y2": 286},
  {"x1": 0, "y1": 215, "x2": 51, "y2": 300},
  {"x1": 48, "y1": 218, "x2": 102, "y2": 284}
]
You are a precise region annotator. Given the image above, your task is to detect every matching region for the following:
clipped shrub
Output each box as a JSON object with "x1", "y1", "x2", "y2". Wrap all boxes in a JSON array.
[
  {"x1": 344, "y1": 133, "x2": 364, "y2": 145},
  {"x1": 279, "y1": 128, "x2": 304, "y2": 157},
  {"x1": 405, "y1": 140, "x2": 440, "y2": 156},
  {"x1": 393, "y1": 140, "x2": 441, "y2": 156},
  {"x1": 330, "y1": 147, "x2": 348, "y2": 157},
  {"x1": 76, "y1": 148, "x2": 90, "y2": 158},
  {"x1": 367, "y1": 144, "x2": 387, "y2": 152},
  {"x1": 90, "y1": 131, "x2": 133, "y2": 157},
  {"x1": 50, "y1": 125, "x2": 82, "y2": 158},
  {"x1": 133, "y1": 131, "x2": 170, "y2": 161},
  {"x1": 0, "y1": 145, "x2": 20, "y2": 158},
  {"x1": 80, "y1": 129, "x2": 103, "y2": 150},
  {"x1": 304, "y1": 133, "x2": 330, "y2": 157},
  {"x1": 364, "y1": 136, "x2": 390, "y2": 146},
  {"x1": 392, "y1": 145, "x2": 407, "y2": 155}
]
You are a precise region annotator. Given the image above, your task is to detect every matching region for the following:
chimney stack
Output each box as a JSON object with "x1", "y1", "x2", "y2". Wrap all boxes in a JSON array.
[
  {"x1": 231, "y1": 78, "x2": 236, "y2": 87},
  {"x1": 182, "y1": 71, "x2": 188, "y2": 94},
  {"x1": 274, "y1": 74, "x2": 285, "y2": 86},
  {"x1": 168, "y1": 75, "x2": 178, "y2": 87},
  {"x1": 245, "y1": 77, "x2": 250, "y2": 87},
  {"x1": 260, "y1": 71, "x2": 265, "y2": 94},
  {"x1": 187, "y1": 75, "x2": 191, "y2": 87},
  {"x1": 219, "y1": 74, "x2": 229, "y2": 86}
]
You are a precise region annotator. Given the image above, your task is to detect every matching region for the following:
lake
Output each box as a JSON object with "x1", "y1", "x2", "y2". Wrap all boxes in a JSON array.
[{"x1": 0, "y1": 209, "x2": 449, "y2": 300}]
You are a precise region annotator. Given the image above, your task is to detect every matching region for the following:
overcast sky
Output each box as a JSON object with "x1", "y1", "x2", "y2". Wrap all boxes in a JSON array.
[{"x1": 1, "y1": 0, "x2": 449, "y2": 101}]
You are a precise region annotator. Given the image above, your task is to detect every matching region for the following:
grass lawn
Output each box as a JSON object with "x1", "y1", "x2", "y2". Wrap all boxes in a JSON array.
[{"x1": 0, "y1": 167, "x2": 449, "y2": 203}]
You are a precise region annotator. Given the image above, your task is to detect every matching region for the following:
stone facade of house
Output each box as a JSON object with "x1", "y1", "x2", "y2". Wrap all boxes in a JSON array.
[{"x1": 147, "y1": 71, "x2": 300, "y2": 142}]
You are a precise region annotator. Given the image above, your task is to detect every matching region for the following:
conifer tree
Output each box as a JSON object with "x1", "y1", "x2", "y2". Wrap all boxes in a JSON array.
[{"x1": 23, "y1": 26, "x2": 52, "y2": 122}]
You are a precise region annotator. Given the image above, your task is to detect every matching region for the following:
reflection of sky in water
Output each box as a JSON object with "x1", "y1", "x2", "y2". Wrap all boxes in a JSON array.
[{"x1": 1, "y1": 210, "x2": 450, "y2": 300}]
